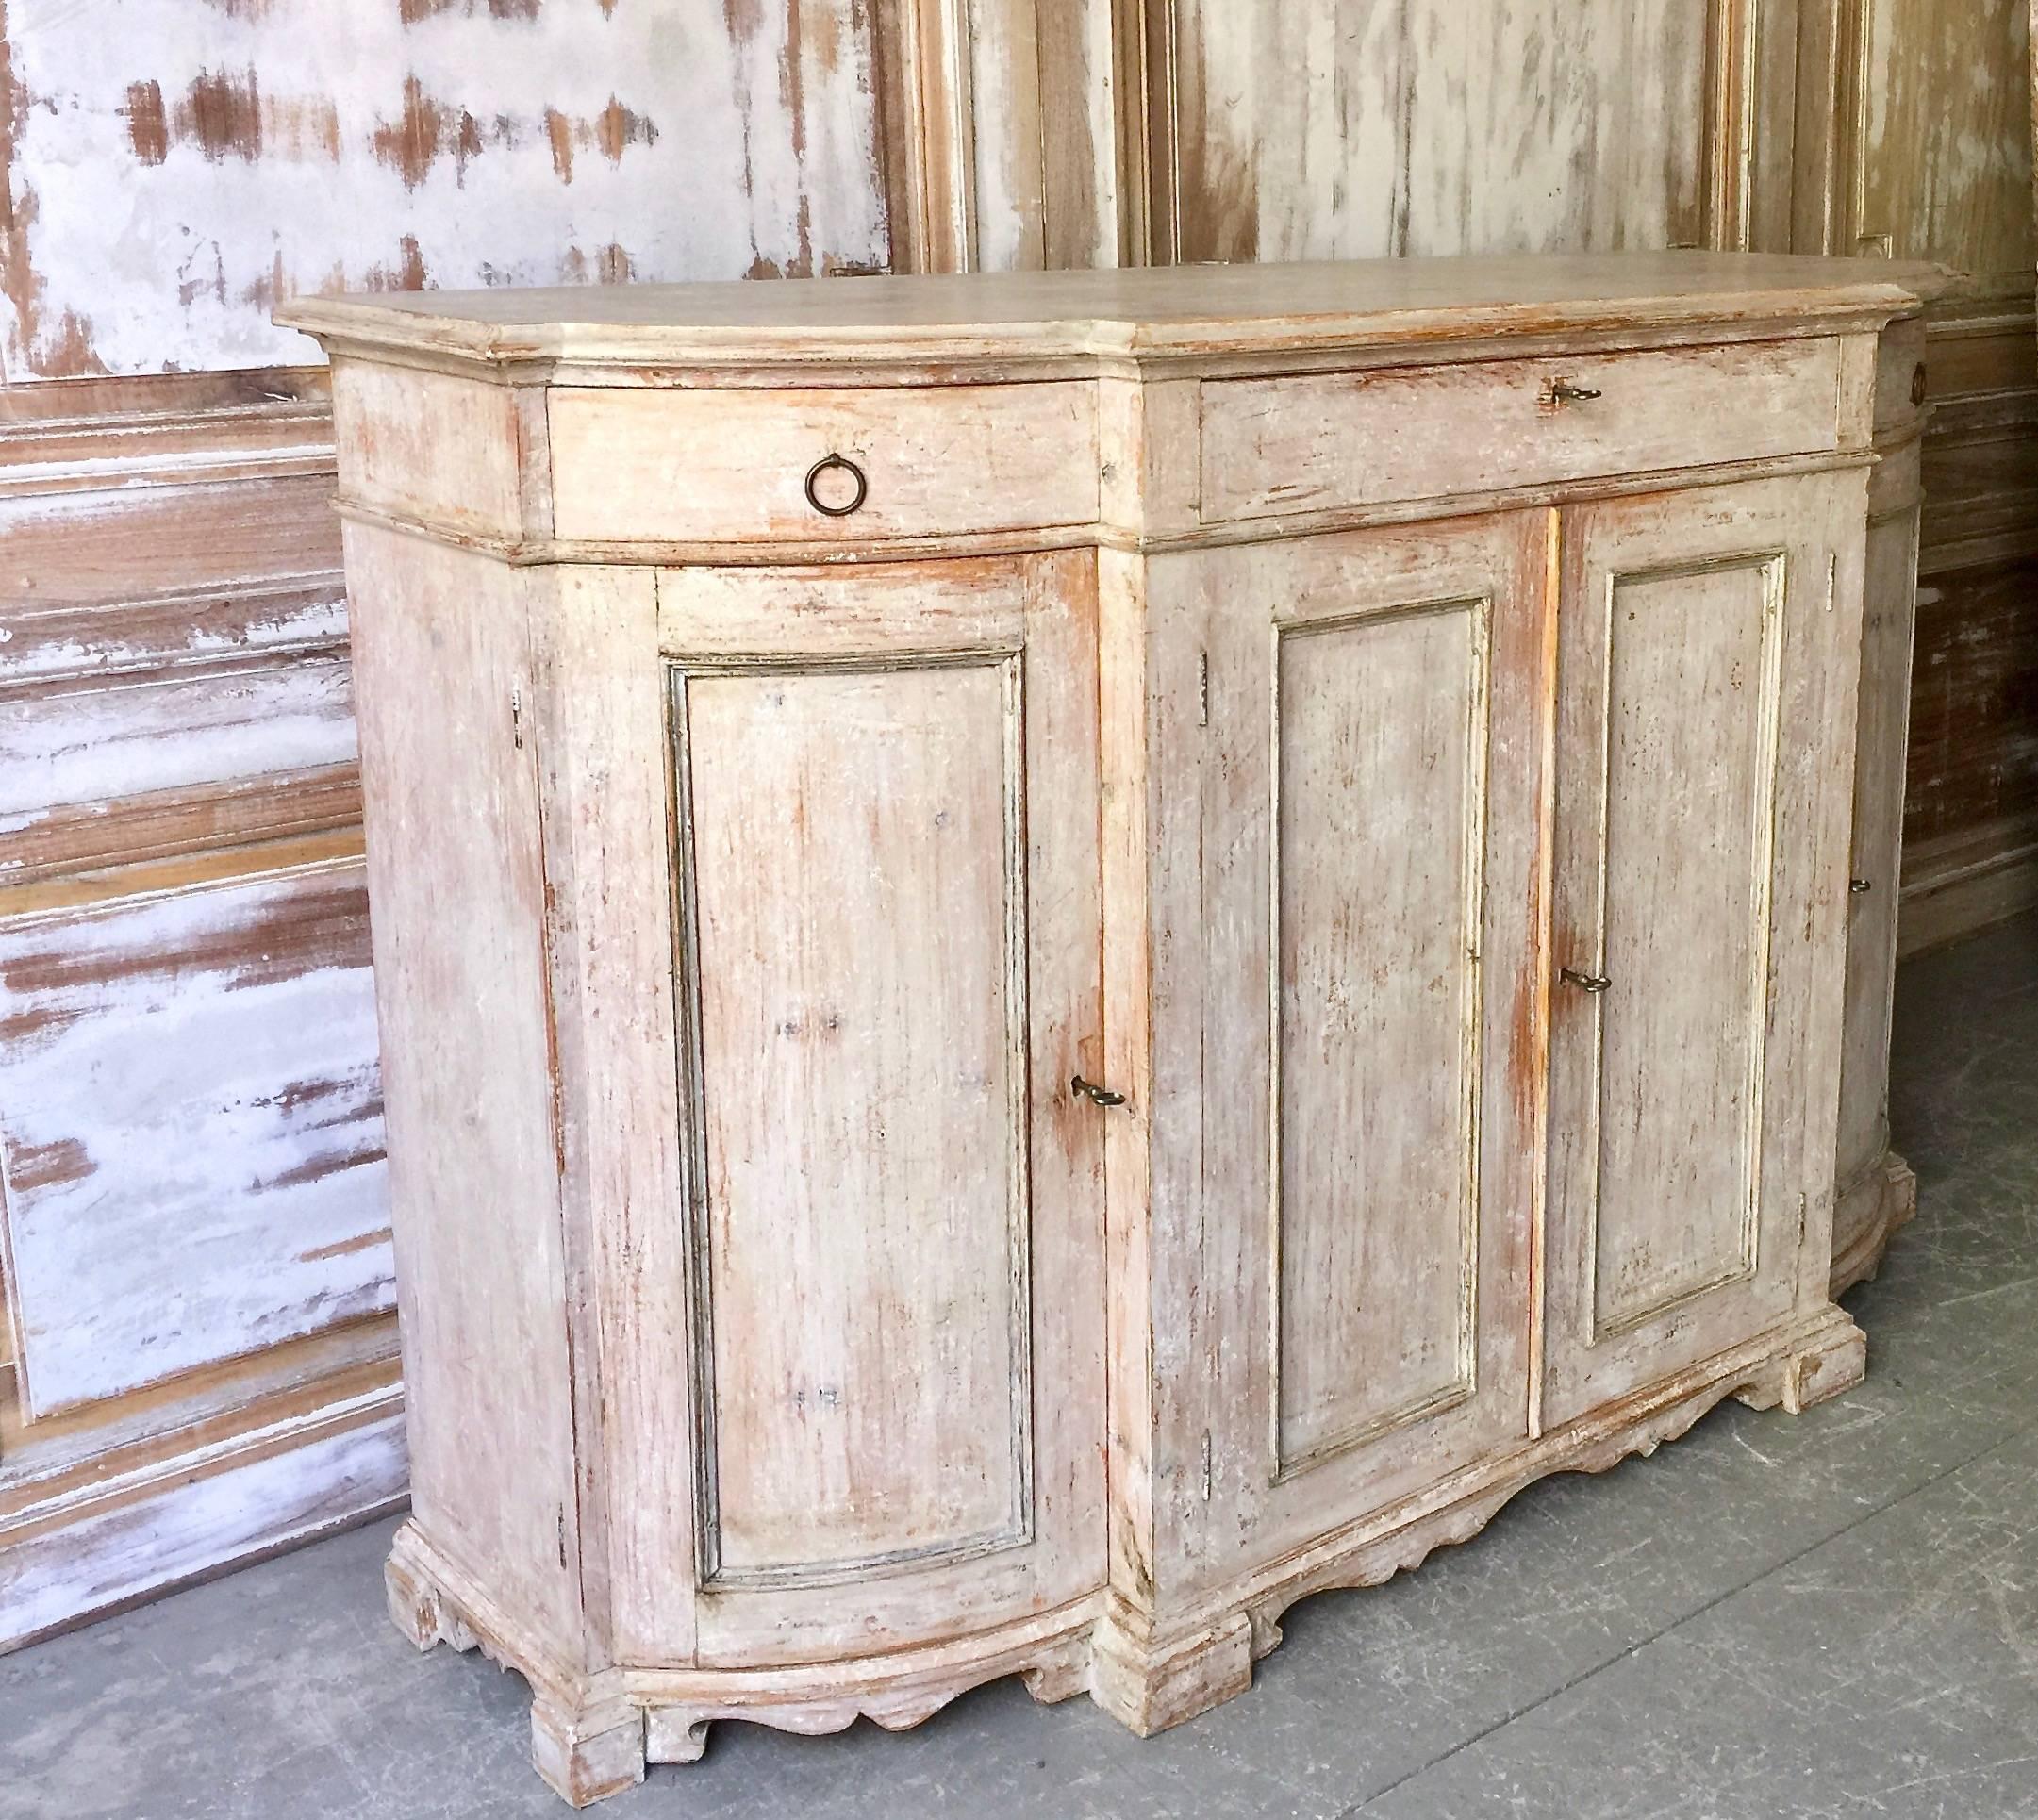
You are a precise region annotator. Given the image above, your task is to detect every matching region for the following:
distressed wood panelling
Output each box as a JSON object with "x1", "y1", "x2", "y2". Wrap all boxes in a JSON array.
[
  {"x1": 1859, "y1": 0, "x2": 2034, "y2": 274},
  {"x1": 0, "y1": 854, "x2": 389, "y2": 1419},
  {"x1": 0, "y1": 649, "x2": 354, "y2": 824},
  {"x1": 1152, "y1": 0, "x2": 1711, "y2": 265},
  {"x1": 0, "y1": 0, "x2": 900, "y2": 1655},
  {"x1": 0, "y1": 0, "x2": 890, "y2": 378},
  {"x1": 875, "y1": 0, "x2": 1118, "y2": 273},
  {"x1": 0, "y1": 1392, "x2": 405, "y2": 1654},
  {"x1": 964, "y1": 0, "x2": 1116, "y2": 270},
  {"x1": 1904, "y1": 556, "x2": 2038, "y2": 851},
  {"x1": 0, "y1": 385, "x2": 356, "y2": 854}
]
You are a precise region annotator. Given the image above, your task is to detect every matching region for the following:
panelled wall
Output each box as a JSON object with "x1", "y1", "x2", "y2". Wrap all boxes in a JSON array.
[
  {"x1": 2, "y1": 0, "x2": 2030, "y2": 1648},
  {"x1": 0, "y1": 0, "x2": 888, "y2": 1649}
]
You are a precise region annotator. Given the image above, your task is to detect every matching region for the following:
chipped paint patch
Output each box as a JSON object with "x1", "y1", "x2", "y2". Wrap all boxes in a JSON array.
[{"x1": 177, "y1": 66, "x2": 262, "y2": 162}]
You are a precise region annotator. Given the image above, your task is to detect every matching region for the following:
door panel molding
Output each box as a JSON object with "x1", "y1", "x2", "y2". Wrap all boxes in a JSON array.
[
  {"x1": 1542, "y1": 472, "x2": 1864, "y2": 1430},
  {"x1": 640, "y1": 551, "x2": 1105, "y2": 1673},
  {"x1": 1577, "y1": 551, "x2": 1789, "y2": 1343},
  {"x1": 1268, "y1": 592, "x2": 1491, "y2": 1479},
  {"x1": 667, "y1": 646, "x2": 1036, "y2": 1591},
  {"x1": 1143, "y1": 510, "x2": 1549, "y2": 1612}
]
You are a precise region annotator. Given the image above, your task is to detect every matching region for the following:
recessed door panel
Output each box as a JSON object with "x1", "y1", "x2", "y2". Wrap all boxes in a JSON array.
[
  {"x1": 1544, "y1": 473, "x2": 1865, "y2": 1427},
  {"x1": 644, "y1": 553, "x2": 1106, "y2": 1668},
  {"x1": 678, "y1": 657, "x2": 1028, "y2": 1582},
  {"x1": 1143, "y1": 511, "x2": 1548, "y2": 1606},
  {"x1": 1588, "y1": 556, "x2": 1781, "y2": 1335},
  {"x1": 1274, "y1": 599, "x2": 1487, "y2": 1471}
]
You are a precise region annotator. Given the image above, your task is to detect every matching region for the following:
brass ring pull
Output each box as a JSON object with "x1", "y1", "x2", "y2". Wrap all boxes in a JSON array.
[
  {"x1": 1546, "y1": 379, "x2": 1602, "y2": 406},
  {"x1": 804, "y1": 452, "x2": 869, "y2": 518},
  {"x1": 1560, "y1": 967, "x2": 1612, "y2": 993},
  {"x1": 1071, "y1": 1074, "x2": 1126, "y2": 1108}
]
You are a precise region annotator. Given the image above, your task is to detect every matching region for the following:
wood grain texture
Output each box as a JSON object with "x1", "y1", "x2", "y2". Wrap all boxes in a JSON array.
[
  {"x1": 0, "y1": 8, "x2": 903, "y2": 1668},
  {"x1": 1898, "y1": 811, "x2": 2038, "y2": 956},
  {"x1": 1860, "y1": 0, "x2": 2035, "y2": 273},
  {"x1": 655, "y1": 554, "x2": 1106, "y2": 1671},
  {"x1": 521, "y1": 563, "x2": 690, "y2": 1669},
  {"x1": 340, "y1": 520, "x2": 587, "y2": 1666},
  {"x1": 1543, "y1": 470, "x2": 1865, "y2": 1426},
  {"x1": 1572, "y1": 540, "x2": 1781, "y2": 1331},
  {"x1": 1903, "y1": 555, "x2": 2038, "y2": 848},
  {"x1": 1127, "y1": 512, "x2": 1549, "y2": 1630},
  {"x1": 275, "y1": 253, "x2": 1925, "y2": 372},
  {"x1": 330, "y1": 357, "x2": 525, "y2": 539},
  {"x1": 1832, "y1": 314, "x2": 1926, "y2": 1279},
  {"x1": 0, "y1": 0, "x2": 889, "y2": 380},
  {"x1": 1199, "y1": 339, "x2": 1843, "y2": 522},
  {"x1": 0, "y1": 444, "x2": 355, "y2": 819},
  {"x1": 1272, "y1": 592, "x2": 1487, "y2": 1467},
  {"x1": 1157, "y1": 0, "x2": 1710, "y2": 265},
  {"x1": 547, "y1": 382, "x2": 1099, "y2": 543},
  {"x1": 0, "y1": 1388, "x2": 405, "y2": 1654},
  {"x1": 872, "y1": 0, "x2": 979, "y2": 274},
  {"x1": 681, "y1": 658, "x2": 1029, "y2": 1580},
  {"x1": 965, "y1": 0, "x2": 1117, "y2": 271},
  {"x1": 0, "y1": 854, "x2": 389, "y2": 1418},
  {"x1": 0, "y1": 367, "x2": 392, "y2": 1646}
]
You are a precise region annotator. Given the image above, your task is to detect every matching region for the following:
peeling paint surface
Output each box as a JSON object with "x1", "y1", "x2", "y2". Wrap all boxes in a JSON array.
[
  {"x1": 1168, "y1": 0, "x2": 1708, "y2": 264},
  {"x1": 0, "y1": 0, "x2": 889, "y2": 377},
  {"x1": 0, "y1": 862, "x2": 390, "y2": 1416},
  {"x1": 1864, "y1": 0, "x2": 2035, "y2": 272}
]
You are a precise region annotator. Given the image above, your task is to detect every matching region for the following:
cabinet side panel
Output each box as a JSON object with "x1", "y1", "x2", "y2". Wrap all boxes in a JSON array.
[
  {"x1": 1586, "y1": 556, "x2": 1781, "y2": 1334},
  {"x1": 1835, "y1": 501, "x2": 1921, "y2": 1192},
  {"x1": 341, "y1": 522, "x2": 584, "y2": 1659},
  {"x1": 681, "y1": 659, "x2": 1028, "y2": 1580},
  {"x1": 1274, "y1": 603, "x2": 1484, "y2": 1467}
]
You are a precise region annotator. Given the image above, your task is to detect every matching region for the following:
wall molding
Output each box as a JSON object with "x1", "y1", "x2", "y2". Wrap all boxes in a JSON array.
[
  {"x1": 895, "y1": 0, "x2": 1919, "y2": 274},
  {"x1": 1900, "y1": 817, "x2": 2038, "y2": 957},
  {"x1": 874, "y1": 0, "x2": 980, "y2": 273},
  {"x1": 1, "y1": 1372, "x2": 406, "y2": 1654}
]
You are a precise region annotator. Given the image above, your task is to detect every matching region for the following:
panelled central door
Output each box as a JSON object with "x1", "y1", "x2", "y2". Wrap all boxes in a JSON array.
[
  {"x1": 1541, "y1": 472, "x2": 1865, "y2": 1428},
  {"x1": 1147, "y1": 511, "x2": 1549, "y2": 1604},
  {"x1": 644, "y1": 552, "x2": 1106, "y2": 1667}
]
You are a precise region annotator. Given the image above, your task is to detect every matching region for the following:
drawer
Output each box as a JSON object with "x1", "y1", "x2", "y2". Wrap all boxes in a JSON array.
[
  {"x1": 547, "y1": 382, "x2": 1099, "y2": 543},
  {"x1": 1198, "y1": 338, "x2": 1842, "y2": 522}
]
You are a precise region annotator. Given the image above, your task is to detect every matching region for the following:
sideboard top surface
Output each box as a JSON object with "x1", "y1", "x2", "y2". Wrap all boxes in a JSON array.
[{"x1": 279, "y1": 252, "x2": 1938, "y2": 376}]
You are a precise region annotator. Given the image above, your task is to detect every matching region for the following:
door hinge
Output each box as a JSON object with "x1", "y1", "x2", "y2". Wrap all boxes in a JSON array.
[
  {"x1": 555, "y1": 1504, "x2": 568, "y2": 1569},
  {"x1": 512, "y1": 683, "x2": 525, "y2": 750},
  {"x1": 1197, "y1": 650, "x2": 1210, "y2": 727},
  {"x1": 1200, "y1": 1430, "x2": 1213, "y2": 1502},
  {"x1": 1797, "y1": 1192, "x2": 1809, "y2": 1244}
]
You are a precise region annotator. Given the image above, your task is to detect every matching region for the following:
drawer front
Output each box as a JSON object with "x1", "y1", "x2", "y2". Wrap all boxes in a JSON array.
[
  {"x1": 1199, "y1": 339, "x2": 1842, "y2": 522},
  {"x1": 548, "y1": 383, "x2": 1099, "y2": 543}
]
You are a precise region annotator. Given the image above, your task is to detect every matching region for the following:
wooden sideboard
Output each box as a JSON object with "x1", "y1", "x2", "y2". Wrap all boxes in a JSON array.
[{"x1": 281, "y1": 254, "x2": 1929, "y2": 1807}]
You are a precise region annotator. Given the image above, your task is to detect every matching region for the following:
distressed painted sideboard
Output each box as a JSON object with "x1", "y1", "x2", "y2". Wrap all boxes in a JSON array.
[{"x1": 281, "y1": 254, "x2": 1929, "y2": 1806}]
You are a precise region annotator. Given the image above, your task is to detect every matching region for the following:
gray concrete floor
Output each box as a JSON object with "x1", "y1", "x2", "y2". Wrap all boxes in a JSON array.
[{"x1": 7, "y1": 914, "x2": 2038, "y2": 1819}]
